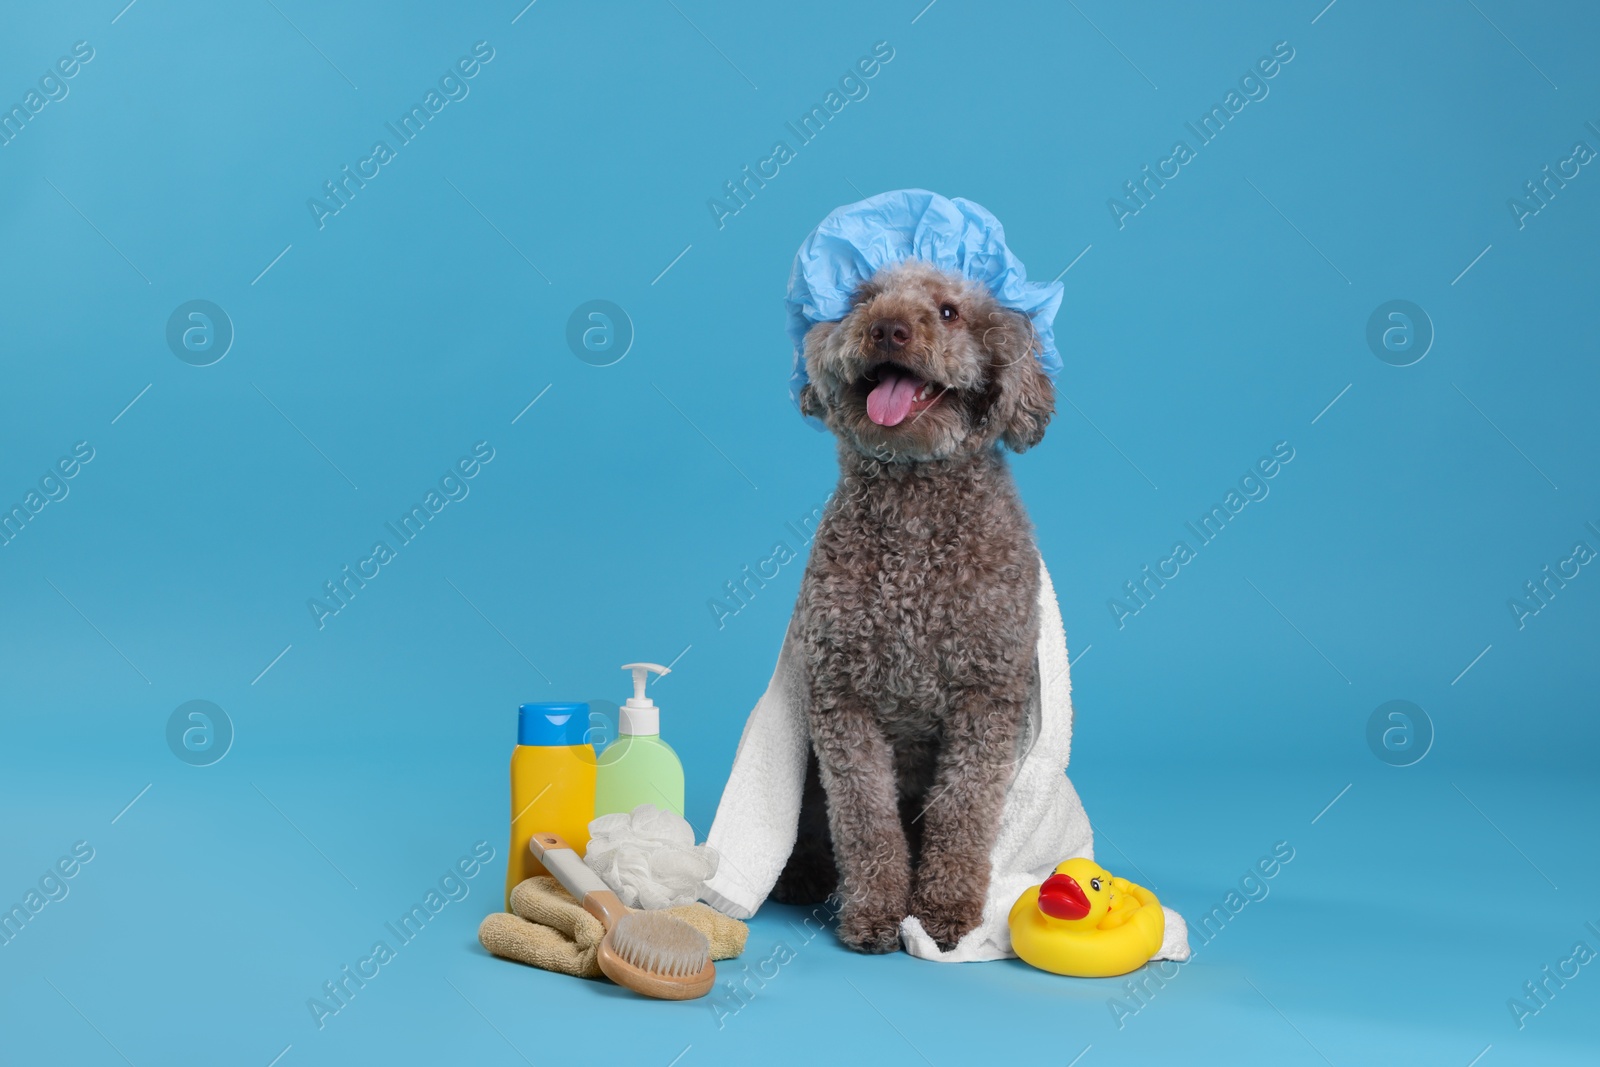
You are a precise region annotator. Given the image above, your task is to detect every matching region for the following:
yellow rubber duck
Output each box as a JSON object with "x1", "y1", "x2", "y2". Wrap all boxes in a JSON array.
[{"x1": 1008, "y1": 858, "x2": 1165, "y2": 978}]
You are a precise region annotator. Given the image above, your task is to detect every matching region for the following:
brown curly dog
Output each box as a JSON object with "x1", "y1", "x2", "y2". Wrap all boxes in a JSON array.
[{"x1": 773, "y1": 259, "x2": 1054, "y2": 952}]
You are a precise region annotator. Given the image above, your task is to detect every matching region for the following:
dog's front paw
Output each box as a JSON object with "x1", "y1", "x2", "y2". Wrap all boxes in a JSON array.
[
  {"x1": 837, "y1": 903, "x2": 906, "y2": 954},
  {"x1": 912, "y1": 877, "x2": 986, "y2": 952}
]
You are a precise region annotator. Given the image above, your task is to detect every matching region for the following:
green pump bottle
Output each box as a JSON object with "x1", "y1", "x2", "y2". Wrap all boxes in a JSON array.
[{"x1": 593, "y1": 662, "x2": 685, "y2": 818}]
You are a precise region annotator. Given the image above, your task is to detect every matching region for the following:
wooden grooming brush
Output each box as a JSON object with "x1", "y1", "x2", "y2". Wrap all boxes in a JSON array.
[{"x1": 527, "y1": 833, "x2": 716, "y2": 1000}]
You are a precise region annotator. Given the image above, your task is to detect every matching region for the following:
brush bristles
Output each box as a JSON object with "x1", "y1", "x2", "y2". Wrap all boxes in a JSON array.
[{"x1": 609, "y1": 912, "x2": 710, "y2": 978}]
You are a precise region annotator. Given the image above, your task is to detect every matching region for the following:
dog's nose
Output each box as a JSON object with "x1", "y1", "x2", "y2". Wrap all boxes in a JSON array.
[{"x1": 869, "y1": 319, "x2": 911, "y2": 352}]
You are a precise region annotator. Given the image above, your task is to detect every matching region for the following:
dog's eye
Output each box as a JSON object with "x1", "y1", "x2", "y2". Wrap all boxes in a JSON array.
[
  {"x1": 939, "y1": 304, "x2": 959, "y2": 322},
  {"x1": 1090, "y1": 878, "x2": 1102, "y2": 891}
]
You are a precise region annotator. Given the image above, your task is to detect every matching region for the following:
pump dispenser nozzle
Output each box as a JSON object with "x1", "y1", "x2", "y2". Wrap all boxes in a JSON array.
[{"x1": 619, "y1": 662, "x2": 670, "y2": 735}]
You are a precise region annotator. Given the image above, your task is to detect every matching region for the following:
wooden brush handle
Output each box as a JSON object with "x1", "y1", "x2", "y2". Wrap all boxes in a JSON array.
[{"x1": 527, "y1": 833, "x2": 629, "y2": 927}]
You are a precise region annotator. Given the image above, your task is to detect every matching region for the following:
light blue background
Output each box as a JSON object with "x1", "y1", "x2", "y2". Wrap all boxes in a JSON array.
[{"x1": 3, "y1": 1, "x2": 1597, "y2": 1064}]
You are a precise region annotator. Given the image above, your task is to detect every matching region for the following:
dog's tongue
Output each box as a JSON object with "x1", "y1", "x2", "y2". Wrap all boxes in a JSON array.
[{"x1": 866, "y1": 370, "x2": 922, "y2": 427}]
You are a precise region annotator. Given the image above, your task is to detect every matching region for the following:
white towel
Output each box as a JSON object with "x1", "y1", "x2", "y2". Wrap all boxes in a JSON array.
[{"x1": 701, "y1": 559, "x2": 1191, "y2": 964}]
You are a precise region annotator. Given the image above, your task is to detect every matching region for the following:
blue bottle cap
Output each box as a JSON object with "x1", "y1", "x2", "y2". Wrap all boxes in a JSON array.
[{"x1": 517, "y1": 702, "x2": 591, "y2": 746}]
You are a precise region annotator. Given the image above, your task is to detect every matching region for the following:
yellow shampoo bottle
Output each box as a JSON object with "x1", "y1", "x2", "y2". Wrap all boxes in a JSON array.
[{"x1": 505, "y1": 702, "x2": 597, "y2": 907}]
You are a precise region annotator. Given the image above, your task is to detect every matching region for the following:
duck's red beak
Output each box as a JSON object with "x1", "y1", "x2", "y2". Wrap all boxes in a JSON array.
[{"x1": 1037, "y1": 873, "x2": 1091, "y2": 920}]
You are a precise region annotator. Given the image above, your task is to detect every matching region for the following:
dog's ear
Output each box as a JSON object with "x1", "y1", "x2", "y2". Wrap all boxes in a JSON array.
[
  {"x1": 980, "y1": 309, "x2": 1054, "y2": 453},
  {"x1": 799, "y1": 321, "x2": 839, "y2": 420},
  {"x1": 799, "y1": 382, "x2": 824, "y2": 419}
]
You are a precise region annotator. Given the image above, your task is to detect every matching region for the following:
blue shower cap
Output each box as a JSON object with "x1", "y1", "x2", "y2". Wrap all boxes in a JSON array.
[{"x1": 784, "y1": 189, "x2": 1063, "y2": 420}]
